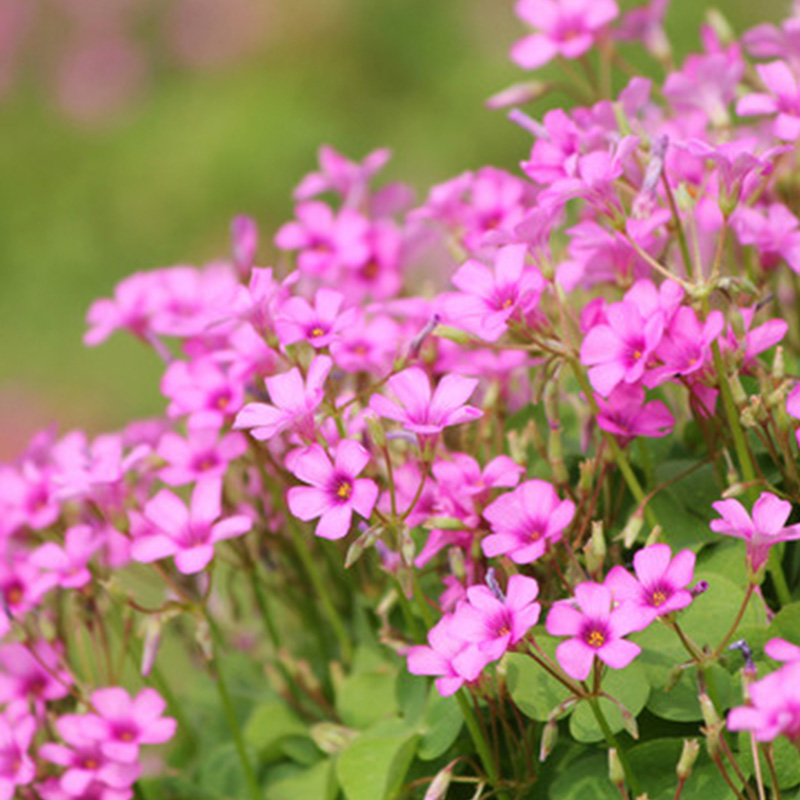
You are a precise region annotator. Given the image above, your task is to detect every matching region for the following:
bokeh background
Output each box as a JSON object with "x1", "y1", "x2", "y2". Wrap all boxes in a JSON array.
[{"x1": 0, "y1": 0, "x2": 788, "y2": 457}]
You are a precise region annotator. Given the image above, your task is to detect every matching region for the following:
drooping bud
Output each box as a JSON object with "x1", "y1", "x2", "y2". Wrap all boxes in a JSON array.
[
  {"x1": 644, "y1": 525, "x2": 662, "y2": 548},
  {"x1": 539, "y1": 717, "x2": 559, "y2": 762},
  {"x1": 486, "y1": 568, "x2": 506, "y2": 603},
  {"x1": 345, "y1": 523, "x2": 385, "y2": 568},
  {"x1": 621, "y1": 510, "x2": 645, "y2": 548},
  {"x1": 676, "y1": 739, "x2": 700, "y2": 780},
  {"x1": 608, "y1": 748, "x2": 626, "y2": 789},
  {"x1": 772, "y1": 346, "x2": 785, "y2": 382},
  {"x1": 508, "y1": 107, "x2": 548, "y2": 139},
  {"x1": 486, "y1": 81, "x2": 549, "y2": 109},
  {"x1": 231, "y1": 215, "x2": 258, "y2": 279},
  {"x1": 424, "y1": 761, "x2": 457, "y2": 800}
]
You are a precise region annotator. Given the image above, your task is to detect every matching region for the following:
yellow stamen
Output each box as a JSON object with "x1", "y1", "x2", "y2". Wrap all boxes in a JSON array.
[
  {"x1": 651, "y1": 590, "x2": 667, "y2": 607},
  {"x1": 337, "y1": 482, "x2": 352, "y2": 500},
  {"x1": 311, "y1": 327, "x2": 325, "y2": 338},
  {"x1": 587, "y1": 630, "x2": 605, "y2": 648}
]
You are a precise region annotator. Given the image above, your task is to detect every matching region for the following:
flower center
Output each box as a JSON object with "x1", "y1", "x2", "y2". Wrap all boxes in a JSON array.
[
  {"x1": 83, "y1": 757, "x2": 99, "y2": 770},
  {"x1": 586, "y1": 629, "x2": 605, "y2": 648},
  {"x1": 119, "y1": 731, "x2": 136, "y2": 742},
  {"x1": 529, "y1": 529, "x2": 542, "y2": 541},
  {"x1": 632, "y1": 350, "x2": 642, "y2": 360},
  {"x1": 336, "y1": 481, "x2": 353, "y2": 501},
  {"x1": 650, "y1": 587, "x2": 670, "y2": 607},
  {"x1": 5, "y1": 585, "x2": 23, "y2": 606},
  {"x1": 311, "y1": 327, "x2": 326, "y2": 338}
]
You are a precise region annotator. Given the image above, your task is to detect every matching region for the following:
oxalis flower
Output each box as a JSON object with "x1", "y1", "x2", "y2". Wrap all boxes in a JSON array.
[
  {"x1": 710, "y1": 491, "x2": 800, "y2": 574},
  {"x1": 605, "y1": 543, "x2": 696, "y2": 625},
  {"x1": 286, "y1": 440, "x2": 378, "y2": 540},
  {"x1": 546, "y1": 582, "x2": 646, "y2": 681}
]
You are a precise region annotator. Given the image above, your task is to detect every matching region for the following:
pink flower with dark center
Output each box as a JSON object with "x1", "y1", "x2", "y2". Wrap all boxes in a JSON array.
[
  {"x1": 580, "y1": 296, "x2": 664, "y2": 396},
  {"x1": 727, "y1": 661, "x2": 800, "y2": 744},
  {"x1": 732, "y1": 204, "x2": 800, "y2": 273},
  {"x1": 446, "y1": 244, "x2": 544, "y2": 342},
  {"x1": 369, "y1": 368, "x2": 482, "y2": 437},
  {"x1": 286, "y1": 441, "x2": 378, "y2": 540},
  {"x1": 547, "y1": 582, "x2": 645, "y2": 681},
  {"x1": 605, "y1": 544, "x2": 696, "y2": 625},
  {"x1": 39, "y1": 712, "x2": 141, "y2": 796},
  {"x1": 234, "y1": 355, "x2": 333, "y2": 442},
  {"x1": 511, "y1": 0, "x2": 619, "y2": 71},
  {"x1": 595, "y1": 384, "x2": 674, "y2": 439},
  {"x1": 0, "y1": 640, "x2": 72, "y2": 709},
  {"x1": 275, "y1": 287, "x2": 355, "y2": 349},
  {"x1": 132, "y1": 479, "x2": 251, "y2": 574},
  {"x1": 455, "y1": 574, "x2": 541, "y2": 661},
  {"x1": 87, "y1": 687, "x2": 177, "y2": 763},
  {"x1": 294, "y1": 145, "x2": 391, "y2": 205},
  {"x1": 156, "y1": 428, "x2": 247, "y2": 486},
  {"x1": 406, "y1": 614, "x2": 490, "y2": 697},
  {"x1": 711, "y1": 492, "x2": 800, "y2": 573},
  {"x1": 482, "y1": 479, "x2": 575, "y2": 564}
]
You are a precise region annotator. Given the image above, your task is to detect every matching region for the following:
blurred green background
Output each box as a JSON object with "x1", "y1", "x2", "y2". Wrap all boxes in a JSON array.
[{"x1": 0, "y1": 0, "x2": 787, "y2": 457}]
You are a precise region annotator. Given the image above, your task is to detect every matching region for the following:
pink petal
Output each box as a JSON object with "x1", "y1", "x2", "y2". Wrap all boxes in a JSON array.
[
  {"x1": 388, "y1": 368, "x2": 432, "y2": 420},
  {"x1": 315, "y1": 504, "x2": 353, "y2": 540},
  {"x1": 266, "y1": 368, "x2": 304, "y2": 411},
  {"x1": 663, "y1": 549, "x2": 696, "y2": 589},
  {"x1": 174, "y1": 545, "x2": 214, "y2": 574},
  {"x1": 92, "y1": 687, "x2": 131, "y2": 718},
  {"x1": 145, "y1": 490, "x2": 189, "y2": 536},
  {"x1": 574, "y1": 582, "x2": 612, "y2": 619},
  {"x1": 287, "y1": 486, "x2": 331, "y2": 521},
  {"x1": 546, "y1": 601, "x2": 583, "y2": 637},
  {"x1": 292, "y1": 445, "x2": 333, "y2": 487},
  {"x1": 190, "y1": 479, "x2": 222, "y2": 525},
  {"x1": 350, "y1": 479, "x2": 378, "y2": 519},
  {"x1": 506, "y1": 574, "x2": 540, "y2": 608},
  {"x1": 556, "y1": 638, "x2": 595, "y2": 681},
  {"x1": 597, "y1": 638, "x2": 641, "y2": 669},
  {"x1": 752, "y1": 492, "x2": 792, "y2": 535},
  {"x1": 632, "y1": 543, "x2": 672, "y2": 586},
  {"x1": 130, "y1": 535, "x2": 176, "y2": 563},
  {"x1": 334, "y1": 440, "x2": 370, "y2": 478},
  {"x1": 211, "y1": 515, "x2": 252, "y2": 542}
]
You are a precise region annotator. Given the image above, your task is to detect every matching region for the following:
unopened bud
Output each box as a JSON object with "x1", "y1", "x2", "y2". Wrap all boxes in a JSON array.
[
  {"x1": 690, "y1": 580, "x2": 709, "y2": 598},
  {"x1": 424, "y1": 761, "x2": 457, "y2": 800},
  {"x1": 448, "y1": 548, "x2": 466, "y2": 581},
  {"x1": 579, "y1": 458, "x2": 596, "y2": 492},
  {"x1": 365, "y1": 414, "x2": 386, "y2": 449},
  {"x1": 409, "y1": 314, "x2": 441, "y2": 359},
  {"x1": 399, "y1": 524, "x2": 416, "y2": 567},
  {"x1": 773, "y1": 346, "x2": 785, "y2": 381},
  {"x1": 434, "y1": 325, "x2": 472, "y2": 345},
  {"x1": 584, "y1": 521, "x2": 606, "y2": 573},
  {"x1": 644, "y1": 525, "x2": 662, "y2": 547},
  {"x1": 729, "y1": 639, "x2": 755, "y2": 673},
  {"x1": 486, "y1": 568, "x2": 506, "y2": 602},
  {"x1": 608, "y1": 748, "x2": 626, "y2": 788},
  {"x1": 486, "y1": 81, "x2": 549, "y2": 109},
  {"x1": 621, "y1": 511, "x2": 645, "y2": 548},
  {"x1": 676, "y1": 739, "x2": 700, "y2": 780},
  {"x1": 508, "y1": 108, "x2": 548, "y2": 139},
  {"x1": 345, "y1": 523, "x2": 384, "y2": 568},
  {"x1": 699, "y1": 692, "x2": 722, "y2": 731},
  {"x1": 231, "y1": 215, "x2": 258, "y2": 278},
  {"x1": 423, "y1": 516, "x2": 467, "y2": 531},
  {"x1": 729, "y1": 374, "x2": 747, "y2": 407},
  {"x1": 195, "y1": 617, "x2": 213, "y2": 662},
  {"x1": 311, "y1": 722, "x2": 359, "y2": 754},
  {"x1": 706, "y1": 9, "x2": 736, "y2": 45},
  {"x1": 539, "y1": 718, "x2": 559, "y2": 762}
]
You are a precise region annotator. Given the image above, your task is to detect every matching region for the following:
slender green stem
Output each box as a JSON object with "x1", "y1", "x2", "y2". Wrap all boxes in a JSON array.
[
  {"x1": 763, "y1": 745, "x2": 782, "y2": 800},
  {"x1": 587, "y1": 697, "x2": 642, "y2": 797},
  {"x1": 245, "y1": 559, "x2": 282, "y2": 650},
  {"x1": 661, "y1": 171, "x2": 694, "y2": 277},
  {"x1": 204, "y1": 610, "x2": 262, "y2": 800},
  {"x1": 456, "y1": 689, "x2": 509, "y2": 800},
  {"x1": 570, "y1": 358, "x2": 657, "y2": 528},
  {"x1": 711, "y1": 584, "x2": 755, "y2": 660},
  {"x1": 288, "y1": 522, "x2": 353, "y2": 666}
]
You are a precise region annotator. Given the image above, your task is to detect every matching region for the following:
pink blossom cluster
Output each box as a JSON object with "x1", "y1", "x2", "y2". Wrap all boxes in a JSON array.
[{"x1": 4, "y1": 0, "x2": 800, "y2": 788}]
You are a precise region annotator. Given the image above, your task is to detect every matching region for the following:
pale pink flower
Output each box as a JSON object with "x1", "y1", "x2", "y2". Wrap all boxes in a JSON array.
[
  {"x1": 234, "y1": 355, "x2": 332, "y2": 442},
  {"x1": 31, "y1": 524, "x2": 101, "y2": 592},
  {"x1": 547, "y1": 582, "x2": 645, "y2": 681},
  {"x1": 737, "y1": 60, "x2": 800, "y2": 140},
  {"x1": 710, "y1": 492, "x2": 800, "y2": 573},
  {"x1": 0, "y1": 707, "x2": 36, "y2": 800},
  {"x1": 286, "y1": 441, "x2": 378, "y2": 540},
  {"x1": 275, "y1": 287, "x2": 355, "y2": 349},
  {"x1": 156, "y1": 428, "x2": 247, "y2": 486},
  {"x1": 132, "y1": 479, "x2": 251, "y2": 574},
  {"x1": 294, "y1": 145, "x2": 391, "y2": 205},
  {"x1": 511, "y1": 0, "x2": 619, "y2": 71},
  {"x1": 605, "y1": 544, "x2": 696, "y2": 625},
  {"x1": 0, "y1": 641, "x2": 72, "y2": 708},
  {"x1": 595, "y1": 384, "x2": 674, "y2": 439}
]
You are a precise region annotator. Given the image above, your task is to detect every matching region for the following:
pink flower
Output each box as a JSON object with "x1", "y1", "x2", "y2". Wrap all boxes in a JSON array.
[
  {"x1": 294, "y1": 145, "x2": 391, "y2": 205},
  {"x1": 0, "y1": 708, "x2": 36, "y2": 800},
  {"x1": 710, "y1": 492, "x2": 800, "y2": 573},
  {"x1": 39, "y1": 712, "x2": 141, "y2": 796},
  {"x1": 369, "y1": 368, "x2": 482, "y2": 437},
  {"x1": 605, "y1": 544, "x2": 696, "y2": 625},
  {"x1": 445, "y1": 244, "x2": 544, "y2": 342},
  {"x1": 156, "y1": 428, "x2": 247, "y2": 486},
  {"x1": 286, "y1": 441, "x2": 378, "y2": 540},
  {"x1": 765, "y1": 637, "x2": 800, "y2": 663},
  {"x1": 727, "y1": 661, "x2": 800, "y2": 743},
  {"x1": 595, "y1": 384, "x2": 674, "y2": 439},
  {"x1": 737, "y1": 60, "x2": 800, "y2": 140},
  {"x1": 87, "y1": 687, "x2": 177, "y2": 763},
  {"x1": 482, "y1": 479, "x2": 575, "y2": 564},
  {"x1": 132, "y1": 479, "x2": 251, "y2": 574},
  {"x1": 234, "y1": 354, "x2": 332, "y2": 443},
  {"x1": 511, "y1": 0, "x2": 619, "y2": 71},
  {"x1": 275, "y1": 287, "x2": 355, "y2": 349},
  {"x1": 547, "y1": 582, "x2": 645, "y2": 681},
  {"x1": 579, "y1": 296, "x2": 664, "y2": 396},
  {"x1": 455, "y1": 574, "x2": 541, "y2": 661},
  {"x1": 31, "y1": 524, "x2": 101, "y2": 592},
  {"x1": 732, "y1": 204, "x2": 800, "y2": 273},
  {"x1": 0, "y1": 641, "x2": 72, "y2": 709},
  {"x1": 406, "y1": 614, "x2": 490, "y2": 697}
]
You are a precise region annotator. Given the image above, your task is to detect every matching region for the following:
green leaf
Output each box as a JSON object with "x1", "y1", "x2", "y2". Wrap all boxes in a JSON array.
[
  {"x1": 771, "y1": 602, "x2": 800, "y2": 646},
  {"x1": 194, "y1": 742, "x2": 252, "y2": 799},
  {"x1": 417, "y1": 689, "x2": 463, "y2": 760},
  {"x1": 395, "y1": 670, "x2": 428, "y2": 728},
  {"x1": 505, "y1": 637, "x2": 571, "y2": 722},
  {"x1": 266, "y1": 759, "x2": 337, "y2": 800},
  {"x1": 626, "y1": 739, "x2": 736, "y2": 800},
  {"x1": 337, "y1": 719, "x2": 419, "y2": 800},
  {"x1": 244, "y1": 702, "x2": 307, "y2": 763},
  {"x1": 336, "y1": 667, "x2": 399, "y2": 729},
  {"x1": 645, "y1": 665, "x2": 731, "y2": 722},
  {"x1": 568, "y1": 660, "x2": 650, "y2": 743},
  {"x1": 737, "y1": 734, "x2": 800, "y2": 790},
  {"x1": 546, "y1": 754, "x2": 618, "y2": 800}
]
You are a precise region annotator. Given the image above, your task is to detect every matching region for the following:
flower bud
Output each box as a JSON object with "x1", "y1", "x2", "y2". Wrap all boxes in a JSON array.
[
  {"x1": 364, "y1": 413, "x2": 386, "y2": 449},
  {"x1": 579, "y1": 458, "x2": 596, "y2": 492},
  {"x1": 345, "y1": 523, "x2": 384, "y2": 568},
  {"x1": 699, "y1": 693, "x2": 722, "y2": 757},
  {"x1": 773, "y1": 346, "x2": 785, "y2": 382},
  {"x1": 424, "y1": 761, "x2": 457, "y2": 800},
  {"x1": 608, "y1": 748, "x2": 626, "y2": 788},
  {"x1": 676, "y1": 739, "x2": 700, "y2": 780},
  {"x1": 486, "y1": 81, "x2": 549, "y2": 109},
  {"x1": 231, "y1": 215, "x2": 258, "y2": 279},
  {"x1": 644, "y1": 525, "x2": 662, "y2": 548},
  {"x1": 409, "y1": 314, "x2": 441, "y2": 360},
  {"x1": 584, "y1": 521, "x2": 606, "y2": 573},
  {"x1": 621, "y1": 510, "x2": 645, "y2": 548},
  {"x1": 539, "y1": 718, "x2": 559, "y2": 762}
]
